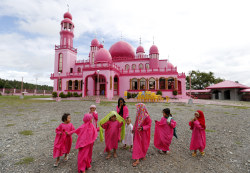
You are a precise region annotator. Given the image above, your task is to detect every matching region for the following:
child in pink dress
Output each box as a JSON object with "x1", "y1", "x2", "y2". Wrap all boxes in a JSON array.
[
  {"x1": 154, "y1": 108, "x2": 177, "y2": 154},
  {"x1": 189, "y1": 110, "x2": 206, "y2": 157},
  {"x1": 69, "y1": 114, "x2": 98, "y2": 173},
  {"x1": 122, "y1": 117, "x2": 133, "y2": 151},
  {"x1": 89, "y1": 105, "x2": 99, "y2": 131},
  {"x1": 132, "y1": 103, "x2": 152, "y2": 167},
  {"x1": 53, "y1": 113, "x2": 75, "y2": 167},
  {"x1": 101, "y1": 114, "x2": 123, "y2": 159}
]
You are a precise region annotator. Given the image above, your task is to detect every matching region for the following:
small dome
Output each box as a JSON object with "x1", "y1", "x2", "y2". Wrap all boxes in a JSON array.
[
  {"x1": 64, "y1": 12, "x2": 72, "y2": 20},
  {"x1": 109, "y1": 41, "x2": 135, "y2": 59},
  {"x1": 167, "y1": 62, "x2": 174, "y2": 69},
  {"x1": 94, "y1": 48, "x2": 112, "y2": 63},
  {"x1": 61, "y1": 18, "x2": 74, "y2": 25},
  {"x1": 91, "y1": 38, "x2": 99, "y2": 47},
  {"x1": 149, "y1": 45, "x2": 159, "y2": 55},
  {"x1": 98, "y1": 44, "x2": 104, "y2": 49},
  {"x1": 136, "y1": 45, "x2": 145, "y2": 53}
]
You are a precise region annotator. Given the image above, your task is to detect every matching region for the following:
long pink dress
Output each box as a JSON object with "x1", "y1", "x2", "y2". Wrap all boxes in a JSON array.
[
  {"x1": 69, "y1": 114, "x2": 98, "y2": 173},
  {"x1": 116, "y1": 105, "x2": 129, "y2": 119},
  {"x1": 53, "y1": 123, "x2": 75, "y2": 158},
  {"x1": 102, "y1": 120, "x2": 123, "y2": 152},
  {"x1": 132, "y1": 116, "x2": 152, "y2": 160},
  {"x1": 189, "y1": 120, "x2": 206, "y2": 151},
  {"x1": 154, "y1": 117, "x2": 176, "y2": 151},
  {"x1": 90, "y1": 111, "x2": 98, "y2": 130}
]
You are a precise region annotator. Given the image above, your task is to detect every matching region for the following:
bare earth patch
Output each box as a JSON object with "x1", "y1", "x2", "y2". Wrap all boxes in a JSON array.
[{"x1": 0, "y1": 97, "x2": 249, "y2": 172}]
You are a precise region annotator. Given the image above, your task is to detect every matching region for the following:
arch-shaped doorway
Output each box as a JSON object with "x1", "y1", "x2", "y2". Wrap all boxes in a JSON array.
[{"x1": 114, "y1": 75, "x2": 119, "y2": 96}]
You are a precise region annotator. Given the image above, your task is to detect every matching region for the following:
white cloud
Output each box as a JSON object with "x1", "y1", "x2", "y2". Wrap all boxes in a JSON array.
[{"x1": 0, "y1": 0, "x2": 250, "y2": 86}]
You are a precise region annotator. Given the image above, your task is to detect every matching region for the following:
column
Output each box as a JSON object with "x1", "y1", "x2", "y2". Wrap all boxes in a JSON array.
[
  {"x1": 129, "y1": 79, "x2": 132, "y2": 90},
  {"x1": 165, "y1": 78, "x2": 168, "y2": 90},
  {"x1": 110, "y1": 76, "x2": 112, "y2": 90},
  {"x1": 174, "y1": 78, "x2": 178, "y2": 90},
  {"x1": 78, "y1": 80, "x2": 81, "y2": 90},
  {"x1": 72, "y1": 80, "x2": 75, "y2": 90},
  {"x1": 156, "y1": 78, "x2": 159, "y2": 90},
  {"x1": 137, "y1": 79, "x2": 140, "y2": 90},
  {"x1": 66, "y1": 81, "x2": 69, "y2": 90},
  {"x1": 146, "y1": 79, "x2": 149, "y2": 90}
]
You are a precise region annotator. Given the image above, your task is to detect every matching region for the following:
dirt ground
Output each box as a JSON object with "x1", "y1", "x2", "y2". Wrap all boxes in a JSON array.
[{"x1": 0, "y1": 97, "x2": 249, "y2": 173}]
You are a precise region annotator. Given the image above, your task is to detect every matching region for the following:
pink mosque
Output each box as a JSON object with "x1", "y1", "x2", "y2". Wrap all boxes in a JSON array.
[{"x1": 50, "y1": 12, "x2": 187, "y2": 99}]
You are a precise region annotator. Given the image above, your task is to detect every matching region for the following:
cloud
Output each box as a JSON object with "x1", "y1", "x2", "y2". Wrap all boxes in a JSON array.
[{"x1": 0, "y1": 0, "x2": 250, "y2": 86}]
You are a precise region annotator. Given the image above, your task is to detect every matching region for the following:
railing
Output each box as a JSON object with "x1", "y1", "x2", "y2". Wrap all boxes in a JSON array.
[
  {"x1": 55, "y1": 45, "x2": 77, "y2": 53},
  {"x1": 50, "y1": 72, "x2": 83, "y2": 78},
  {"x1": 76, "y1": 59, "x2": 89, "y2": 64},
  {"x1": 120, "y1": 67, "x2": 178, "y2": 74},
  {"x1": 82, "y1": 63, "x2": 120, "y2": 71},
  {"x1": 135, "y1": 54, "x2": 149, "y2": 59}
]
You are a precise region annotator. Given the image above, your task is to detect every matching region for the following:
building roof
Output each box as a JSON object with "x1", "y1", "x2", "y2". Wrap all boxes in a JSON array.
[
  {"x1": 187, "y1": 89, "x2": 211, "y2": 93},
  {"x1": 240, "y1": 88, "x2": 250, "y2": 92},
  {"x1": 149, "y1": 45, "x2": 159, "y2": 55},
  {"x1": 206, "y1": 80, "x2": 249, "y2": 89},
  {"x1": 109, "y1": 41, "x2": 135, "y2": 59}
]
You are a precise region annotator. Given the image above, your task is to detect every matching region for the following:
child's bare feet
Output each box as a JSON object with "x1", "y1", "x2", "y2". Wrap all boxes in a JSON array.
[
  {"x1": 132, "y1": 159, "x2": 140, "y2": 167},
  {"x1": 106, "y1": 153, "x2": 112, "y2": 159},
  {"x1": 141, "y1": 157, "x2": 146, "y2": 161},
  {"x1": 113, "y1": 152, "x2": 117, "y2": 158},
  {"x1": 64, "y1": 155, "x2": 68, "y2": 161}
]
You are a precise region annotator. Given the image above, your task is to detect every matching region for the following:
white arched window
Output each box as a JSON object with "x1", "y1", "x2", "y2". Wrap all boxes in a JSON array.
[
  {"x1": 149, "y1": 78, "x2": 155, "y2": 90},
  {"x1": 125, "y1": 64, "x2": 130, "y2": 70},
  {"x1": 58, "y1": 54, "x2": 63, "y2": 72},
  {"x1": 139, "y1": 63, "x2": 144, "y2": 70},
  {"x1": 140, "y1": 78, "x2": 146, "y2": 90},
  {"x1": 145, "y1": 63, "x2": 150, "y2": 69},
  {"x1": 132, "y1": 78, "x2": 138, "y2": 90},
  {"x1": 132, "y1": 64, "x2": 136, "y2": 70}
]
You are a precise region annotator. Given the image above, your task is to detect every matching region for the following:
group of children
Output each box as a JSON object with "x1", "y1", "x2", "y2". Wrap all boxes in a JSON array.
[{"x1": 53, "y1": 100, "x2": 206, "y2": 173}]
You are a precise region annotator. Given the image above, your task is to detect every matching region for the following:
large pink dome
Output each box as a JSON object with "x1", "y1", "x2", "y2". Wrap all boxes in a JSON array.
[
  {"x1": 91, "y1": 38, "x2": 99, "y2": 47},
  {"x1": 64, "y1": 12, "x2": 72, "y2": 20},
  {"x1": 136, "y1": 45, "x2": 145, "y2": 53},
  {"x1": 109, "y1": 41, "x2": 135, "y2": 59},
  {"x1": 94, "y1": 48, "x2": 112, "y2": 63},
  {"x1": 167, "y1": 62, "x2": 174, "y2": 69},
  {"x1": 149, "y1": 45, "x2": 159, "y2": 55}
]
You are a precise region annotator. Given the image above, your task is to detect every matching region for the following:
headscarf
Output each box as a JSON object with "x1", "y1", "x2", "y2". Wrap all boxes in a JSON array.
[
  {"x1": 74, "y1": 113, "x2": 97, "y2": 149},
  {"x1": 90, "y1": 105, "x2": 96, "y2": 109},
  {"x1": 98, "y1": 111, "x2": 126, "y2": 142},
  {"x1": 117, "y1": 97, "x2": 126, "y2": 117},
  {"x1": 135, "y1": 103, "x2": 149, "y2": 127},
  {"x1": 196, "y1": 110, "x2": 206, "y2": 129}
]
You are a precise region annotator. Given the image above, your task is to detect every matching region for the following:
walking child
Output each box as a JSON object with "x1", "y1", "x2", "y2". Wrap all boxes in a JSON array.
[
  {"x1": 53, "y1": 113, "x2": 75, "y2": 167},
  {"x1": 89, "y1": 105, "x2": 99, "y2": 130},
  {"x1": 154, "y1": 108, "x2": 177, "y2": 154},
  {"x1": 122, "y1": 117, "x2": 133, "y2": 151},
  {"x1": 99, "y1": 111, "x2": 125, "y2": 159},
  {"x1": 189, "y1": 110, "x2": 206, "y2": 157},
  {"x1": 69, "y1": 113, "x2": 98, "y2": 173}
]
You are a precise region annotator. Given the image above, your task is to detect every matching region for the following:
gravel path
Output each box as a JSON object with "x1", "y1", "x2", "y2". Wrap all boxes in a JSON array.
[{"x1": 0, "y1": 99, "x2": 249, "y2": 173}]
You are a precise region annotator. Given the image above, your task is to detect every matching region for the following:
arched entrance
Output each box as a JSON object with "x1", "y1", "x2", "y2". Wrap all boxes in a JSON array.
[
  {"x1": 114, "y1": 75, "x2": 119, "y2": 96},
  {"x1": 84, "y1": 74, "x2": 107, "y2": 97}
]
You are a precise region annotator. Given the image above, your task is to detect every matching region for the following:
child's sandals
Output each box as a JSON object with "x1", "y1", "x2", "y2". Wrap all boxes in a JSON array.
[
  {"x1": 53, "y1": 162, "x2": 59, "y2": 167},
  {"x1": 192, "y1": 152, "x2": 197, "y2": 157},
  {"x1": 132, "y1": 160, "x2": 140, "y2": 167},
  {"x1": 200, "y1": 151, "x2": 205, "y2": 156},
  {"x1": 64, "y1": 156, "x2": 69, "y2": 161}
]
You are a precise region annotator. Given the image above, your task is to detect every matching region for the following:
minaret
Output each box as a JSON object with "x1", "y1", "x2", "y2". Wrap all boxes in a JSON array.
[
  {"x1": 136, "y1": 36, "x2": 145, "y2": 58},
  {"x1": 89, "y1": 38, "x2": 100, "y2": 64},
  {"x1": 149, "y1": 38, "x2": 159, "y2": 69},
  {"x1": 60, "y1": 12, "x2": 74, "y2": 48}
]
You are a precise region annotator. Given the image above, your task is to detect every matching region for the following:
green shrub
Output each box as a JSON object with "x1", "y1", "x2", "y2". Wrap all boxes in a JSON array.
[
  {"x1": 132, "y1": 93, "x2": 137, "y2": 98},
  {"x1": 52, "y1": 92, "x2": 57, "y2": 98},
  {"x1": 59, "y1": 92, "x2": 67, "y2": 98},
  {"x1": 127, "y1": 92, "x2": 131, "y2": 99},
  {"x1": 156, "y1": 90, "x2": 162, "y2": 95},
  {"x1": 173, "y1": 90, "x2": 178, "y2": 96},
  {"x1": 67, "y1": 92, "x2": 73, "y2": 97},
  {"x1": 6, "y1": 90, "x2": 10, "y2": 94},
  {"x1": 73, "y1": 92, "x2": 79, "y2": 97},
  {"x1": 79, "y1": 93, "x2": 82, "y2": 97}
]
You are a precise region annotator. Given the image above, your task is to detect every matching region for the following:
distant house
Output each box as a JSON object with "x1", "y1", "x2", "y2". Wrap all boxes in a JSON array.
[
  {"x1": 206, "y1": 80, "x2": 249, "y2": 101},
  {"x1": 240, "y1": 89, "x2": 250, "y2": 101}
]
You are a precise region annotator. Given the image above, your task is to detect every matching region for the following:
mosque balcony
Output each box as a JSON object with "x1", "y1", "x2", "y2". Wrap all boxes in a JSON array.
[
  {"x1": 55, "y1": 45, "x2": 77, "y2": 53},
  {"x1": 135, "y1": 54, "x2": 149, "y2": 59},
  {"x1": 75, "y1": 59, "x2": 90, "y2": 64},
  {"x1": 120, "y1": 67, "x2": 179, "y2": 76},
  {"x1": 178, "y1": 72, "x2": 186, "y2": 78},
  {"x1": 82, "y1": 63, "x2": 121, "y2": 73},
  {"x1": 50, "y1": 72, "x2": 83, "y2": 79}
]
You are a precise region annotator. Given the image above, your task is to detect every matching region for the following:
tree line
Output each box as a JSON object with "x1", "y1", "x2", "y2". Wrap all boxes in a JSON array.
[
  {"x1": 0, "y1": 78, "x2": 53, "y2": 90},
  {"x1": 186, "y1": 70, "x2": 224, "y2": 90}
]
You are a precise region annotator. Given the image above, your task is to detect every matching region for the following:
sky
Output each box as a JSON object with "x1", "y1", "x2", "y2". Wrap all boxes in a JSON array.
[{"x1": 0, "y1": 0, "x2": 250, "y2": 87}]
